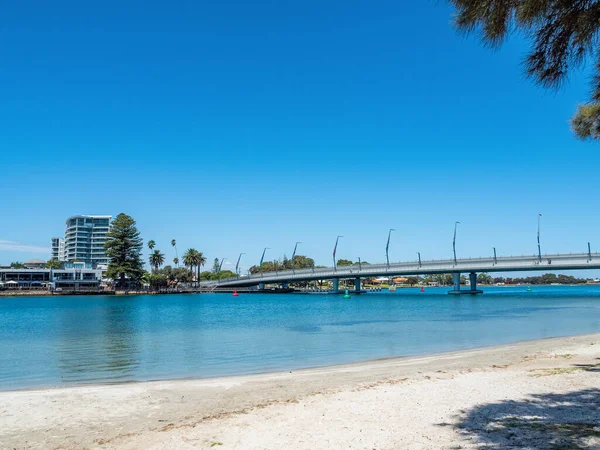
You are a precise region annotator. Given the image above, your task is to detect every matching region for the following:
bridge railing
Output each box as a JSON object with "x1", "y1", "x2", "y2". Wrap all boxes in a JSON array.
[{"x1": 202, "y1": 252, "x2": 598, "y2": 286}]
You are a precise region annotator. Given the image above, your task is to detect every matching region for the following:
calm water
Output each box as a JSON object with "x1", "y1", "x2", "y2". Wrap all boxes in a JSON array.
[{"x1": 1, "y1": 286, "x2": 600, "y2": 390}]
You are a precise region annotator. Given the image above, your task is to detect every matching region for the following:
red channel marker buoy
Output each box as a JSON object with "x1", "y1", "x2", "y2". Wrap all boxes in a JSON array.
[
  {"x1": 420, "y1": 286, "x2": 425, "y2": 293},
  {"x1": 233, "y1": 290, "x2": 238, "y2": 297}
]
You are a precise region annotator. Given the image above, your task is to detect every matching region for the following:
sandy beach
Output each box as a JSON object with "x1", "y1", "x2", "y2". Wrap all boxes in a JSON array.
[{"x1": 2, "y1": 333, "x2": 599, "y2": 449}]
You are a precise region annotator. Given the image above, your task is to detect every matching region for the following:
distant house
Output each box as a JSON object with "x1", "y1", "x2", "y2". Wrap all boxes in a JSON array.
[{"x1": 23, "y1": 259, "x2": 46, "y2": 269}]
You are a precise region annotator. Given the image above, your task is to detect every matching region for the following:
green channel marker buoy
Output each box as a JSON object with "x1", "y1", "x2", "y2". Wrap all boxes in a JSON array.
[
  {"x1": 527, "y1": 286, "x2": 532, "y2": 292},
  {"x1": 343, "y1": 289, "x2": 351, "y2": 299}
]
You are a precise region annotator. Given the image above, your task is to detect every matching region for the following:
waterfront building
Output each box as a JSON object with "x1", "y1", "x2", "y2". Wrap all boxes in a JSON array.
[
  {"x1": 51, "y1": 237, "x2": 65, "y2": 261},
  {"x1": 0, "y1": 267, "x2": 102, "y2": 290},
  {"x1": 62, "y1": 215, "x2": 112, "y2": 267}
]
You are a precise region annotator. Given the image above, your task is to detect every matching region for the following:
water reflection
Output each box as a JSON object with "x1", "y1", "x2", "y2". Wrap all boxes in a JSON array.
[{"x1": 57, "y1": 298, "x2": 140, "y2": 383}]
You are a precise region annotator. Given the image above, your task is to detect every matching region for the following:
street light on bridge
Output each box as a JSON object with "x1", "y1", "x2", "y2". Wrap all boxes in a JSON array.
[
  {"x1": 453, "y1": 222, "x2": 460, "y2": 266},
  {"x1": 291, "y1": 242, "x2": 302, "y2": 274},
  {"x1": 357, "y1": 257, "x2": 362, "y2": 271},
  {"x1": 235, "y1": 253, "x2": 245, "y2": 277},
  {"x1": 386, "y1": 229, "x2": 395, "y2": 268},
  {"x1": 333, "y1": 236, "x2": 343, "y2": 271},
  {"x1": 260, "y1": 248, "x2": 270, "y2": 275},
  {"x1": 417, "y1": 252, "x2": 422, "y2": 268},
  {"x1": 537, "y1": 214, "x2": 542, "y2": 263},
  {"x1": 493, "y1": 247, "x2": 497, "y2": 265}
]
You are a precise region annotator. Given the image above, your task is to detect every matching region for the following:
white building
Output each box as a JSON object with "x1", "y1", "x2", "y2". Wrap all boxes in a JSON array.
[
  {"x1": 58, "y1": 215, "x2": 112, "y2": 267},
  {"x1": 51, "y1": 237, "x2": 65, "y2": 261},
  {"x1": 0, "y1": 266, "x2": 102, "y2": 290}
]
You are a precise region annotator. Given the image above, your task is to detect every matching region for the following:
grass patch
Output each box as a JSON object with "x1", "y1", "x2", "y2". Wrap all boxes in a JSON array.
[
  {"x1": 529, "y1": 363, "x2": 600, "y2": 377},
  {"x1": 528, "y1": 367, "x2": 582, "y2": 377}
]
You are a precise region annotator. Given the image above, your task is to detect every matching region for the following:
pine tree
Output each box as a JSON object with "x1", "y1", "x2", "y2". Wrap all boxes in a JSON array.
[
  {"x1": 450, "y1": 0, "x2": 600, "y2": 139},
  {"x1": 104, "y1": 213, "x2": 145, "y2": 289}
]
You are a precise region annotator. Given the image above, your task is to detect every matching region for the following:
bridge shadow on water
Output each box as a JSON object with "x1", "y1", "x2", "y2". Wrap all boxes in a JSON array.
[{"x1": 438, "y1": 362, "x2": 600, "y2": 449}]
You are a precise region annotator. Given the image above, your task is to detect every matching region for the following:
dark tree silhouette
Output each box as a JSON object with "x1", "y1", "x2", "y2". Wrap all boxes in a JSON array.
[{"x1": 450, "y1": 0, "x2": 600, "y2": 139}]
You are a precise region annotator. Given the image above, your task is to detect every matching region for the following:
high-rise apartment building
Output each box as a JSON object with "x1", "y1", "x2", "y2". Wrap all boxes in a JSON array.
[
  {"x1": 51, "y1": 237, "x2": 65, "y2": 261},
  {"x1": 62, "y1": 215, "x2": 112, "y2": 266}
]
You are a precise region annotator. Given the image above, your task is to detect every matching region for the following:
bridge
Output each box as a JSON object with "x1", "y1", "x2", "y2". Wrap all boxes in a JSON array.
[{"x1": 200, "y1": 252, "x2": 600, "y2": 294}]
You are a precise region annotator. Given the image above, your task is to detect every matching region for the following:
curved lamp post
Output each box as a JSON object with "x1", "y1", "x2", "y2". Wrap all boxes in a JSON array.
[
  {"x1": 291, "y1": 241, "x2": 302, "y2": 273},
  {"x1": 235, "y1": 253, "x2": 245, "y2": 277},
  {"x1": 386, "y1": 229, "x2": 395, "y2": 268},
  {"x1": 537, "y1": 214, "x2": 542, "y2": 263},
  {"x1": 453, "y1": 221, "x2": 460, "y2": 265},
  {"x1": 333, "y1": 236, "x2": 343, "y2": 271},
  {"x1": 260, "y1": 247, "x2": 270, "y2": 275}
]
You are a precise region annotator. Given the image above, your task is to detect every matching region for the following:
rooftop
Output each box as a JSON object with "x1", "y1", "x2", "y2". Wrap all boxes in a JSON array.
[{"x1": 24, "y1": 259, "x2": 46, "y2": 265}]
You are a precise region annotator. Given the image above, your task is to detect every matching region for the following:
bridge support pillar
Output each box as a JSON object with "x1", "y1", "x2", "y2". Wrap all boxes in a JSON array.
[
  {"x1": 448, "y1": 272, "x2": 483, "y2": 295},
  {"x1": 332, "y1": 278, "x2": 340, "y2": 293},
  {"x1": 259, "y1": 283, "x2": 265, "y2": 290},
  {"x1": 469, "y1": 272, "x2": 477, "y2": 292},
  {"x1": 354, "y1": 277, "x2": 361, "y2": 293},
  {"x1": 453, "y1": 272, "x2": 460, "y2": 291}
]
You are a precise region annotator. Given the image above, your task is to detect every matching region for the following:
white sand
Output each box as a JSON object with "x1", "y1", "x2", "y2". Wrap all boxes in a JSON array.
[{"x1": 2, "y1": 334, "x2": 600, "y2": 449}]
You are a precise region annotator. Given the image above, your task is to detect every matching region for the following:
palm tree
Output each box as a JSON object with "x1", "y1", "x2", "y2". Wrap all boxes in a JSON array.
[
  {"x1": 171, "y1": 239, "x2": 179, "y2": 267},
  {"x1": 173, "y1": 257, "x2": 179, "y2": 267},
  {"x1": 183, "y1": 248, "x2": 198, "y2": 282},
  {"x1": 149, "y1": 249, "x2": 165, "y2": 273},
  {"x1": 196, "y1": 252, "x2": 207, "y2": 285},
  {"x1": 182, "y1": 249, "x2": 207, "y2": 287},
  {"x1": 146, "y1": 240, "x2": 156, "y2": 274}
]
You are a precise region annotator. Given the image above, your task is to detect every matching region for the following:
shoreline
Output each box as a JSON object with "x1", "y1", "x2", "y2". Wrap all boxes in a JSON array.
[
  {"x1": 2, "y1": 332, "x2": 600, "y2": 449},
  {"x1": 5, "y1": 331, "x2": 600, "y2": 394},
  {"x1": 1, "y1": 283, "x2": 599, "y2": 298}
]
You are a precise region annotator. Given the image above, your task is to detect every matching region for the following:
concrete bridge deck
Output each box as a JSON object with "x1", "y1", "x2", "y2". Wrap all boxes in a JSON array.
[{"x1": 200, "y1": 252, "x2": 600, "y2": 294}]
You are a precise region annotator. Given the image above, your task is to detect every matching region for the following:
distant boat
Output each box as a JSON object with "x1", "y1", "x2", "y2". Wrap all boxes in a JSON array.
[{"x1": 389, "y1": 285, "x2": 397, "y2": 292}]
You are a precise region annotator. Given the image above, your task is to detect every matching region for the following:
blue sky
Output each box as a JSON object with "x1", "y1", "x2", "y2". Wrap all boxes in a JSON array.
[{"x1": 1, "y1": 1, "x2": 599, "y2": 276}]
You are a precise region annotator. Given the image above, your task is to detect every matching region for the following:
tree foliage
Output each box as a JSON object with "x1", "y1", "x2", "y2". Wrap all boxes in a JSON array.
[
  {"x1": 200, "y1": 269, "x2": 238, "y2": 280},
  {"x1": 10, "y1": 261, "x2": 24, "y2": 269},
  {"x1": 571, "y1": 103, "x2": 600, "y2": 139},
  {"x1": 104, "y1": 213, "x2": 145, "y2": 288},
  {"x1": 406, "y1": 276, "x2": 420, "y2": 286},
  {"x1": 450, "y1": 0, "x2": 600, "y2": 139},
  {"x1": 183, "y1": 248, "x2": 207, "y2": 285},
  {"x1": 337, "y1": 259, "x2": 354, "y2": 267},
  {"x1": 249, "y1": 255, "x2": 315, "y2": 274},
  {"x1": 146, "y1": 273, "x2": 168, "y2": 291},
  {"x1": 494, "y1": 273, "x2": 587, "y2": 284},
  {"x1": 149, "y1": 249, "x2": 165, "y2": 273},
  {"x1": 477, "y1": 272, "x2": 493, "y2": 284},
  {"x1": 45, "y1": 259, "x2": 61, "y2": 269},
  {"x1": 152, "y1": 266, "x2": 194, "y2": 285}
]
